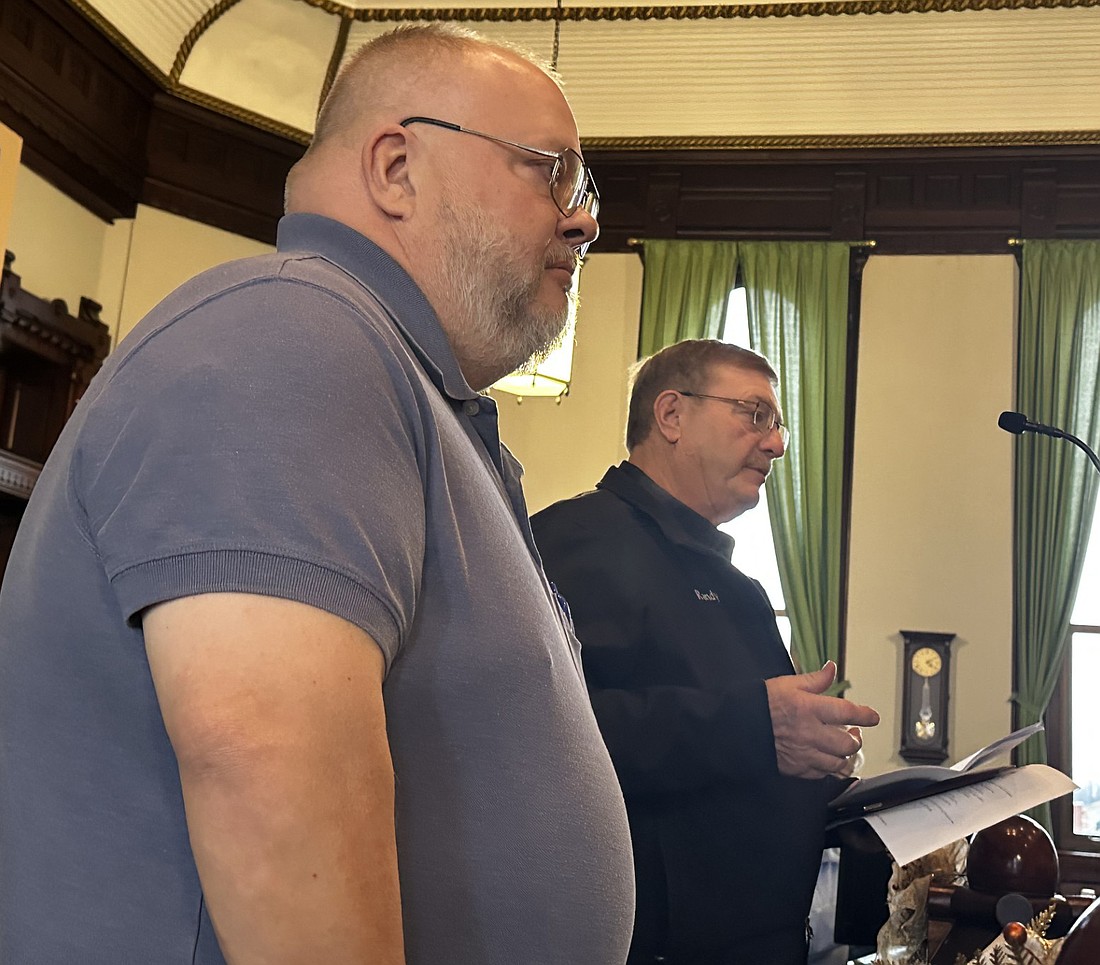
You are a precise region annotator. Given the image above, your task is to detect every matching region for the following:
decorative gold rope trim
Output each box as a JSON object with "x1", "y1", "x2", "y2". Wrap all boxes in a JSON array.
[
  {"x1": 159, "y1": 88, "x2": 1100, "y2": 150},
  {"x1": 582, "y1": 130, "x2": 1100, "y2": 149},
  {"x1": 171, "y1": 0, "x2": 246, "y2": 85},
  {"x1": 67, "y1": 0, "x2": 1100, "y2": 97},
  {"x1": 58, "y1": 1, "x2": 1100, "y2": 154},
  {"x1": 293, "y1": 0, "x2": 1100, "y2": 23},
  {"x1": 319, "y1": 16, "x2": 353, "y2": 112},
  {"x1": 166, "y1": 86, "x2": 313, "y2": 143},
  {"x1": 67, "y1": 0, "x2": 169, "y2": 84}
]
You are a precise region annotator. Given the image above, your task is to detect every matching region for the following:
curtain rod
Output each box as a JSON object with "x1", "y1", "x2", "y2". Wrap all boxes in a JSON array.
[{"x1": 625, "y1": 237, "x2": 877, "y2": 248}]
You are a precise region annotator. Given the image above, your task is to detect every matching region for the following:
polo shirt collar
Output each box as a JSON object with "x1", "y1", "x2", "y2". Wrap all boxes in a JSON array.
[
  {"x1": 597, "y1": 461, "x2": 735, "y2": 561},
  {"x1": 276, "y1": 214, "x2": 522, "y2": 517},
  {"x1": 276, "y1": 213, "x2": 480, "y2": 406}
]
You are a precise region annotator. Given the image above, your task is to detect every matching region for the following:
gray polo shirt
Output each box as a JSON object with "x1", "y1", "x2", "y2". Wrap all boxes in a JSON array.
[{"x1": 0, "y1": 214, "x2": 634, "y2": 964}]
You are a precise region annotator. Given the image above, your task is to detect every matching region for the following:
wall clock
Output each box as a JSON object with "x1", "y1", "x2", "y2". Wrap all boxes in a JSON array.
[{"x1": 898, "y1": 629, "x2": 956, "y2": 764}]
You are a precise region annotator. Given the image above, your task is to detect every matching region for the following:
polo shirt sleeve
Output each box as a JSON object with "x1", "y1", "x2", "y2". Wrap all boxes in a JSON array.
[{"x1": 74, "y1": 272, "x2": 427, "y2": 669}]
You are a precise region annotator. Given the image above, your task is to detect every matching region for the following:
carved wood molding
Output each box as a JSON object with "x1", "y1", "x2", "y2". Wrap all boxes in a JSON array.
[
  {"x1": 0, "y1": 449, "x2": 41, "y2": 500},
  {"x1": 591, "y1": 148, "x2": 1100, "y2": 253},
  {"x1": 0, "y1": 0, "x2": 153, "y2": 220},
  {"x1": 585, "y1": 130, "x2": 1100, "y2": 152},
  {"x1": 0, "y1": 251, "x2": 111, "y2": 365},
  {"x1": 5, "y1": 0, "x2": 1100, "y2": 254}
]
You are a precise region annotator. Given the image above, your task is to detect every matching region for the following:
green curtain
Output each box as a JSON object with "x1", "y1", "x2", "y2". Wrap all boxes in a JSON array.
[
  {"x1": 739, "y1": 243, "x2": 852, "y2": 679},
  {"x1": 1014, "y1": 241, "x2": 1100, "y2": 830},
  {"x1": 638, "y1": 240, "x2": 739, "y2": 356},
  {"x1": 637, "y1": 238, "x2": 853, "y2": 681}
]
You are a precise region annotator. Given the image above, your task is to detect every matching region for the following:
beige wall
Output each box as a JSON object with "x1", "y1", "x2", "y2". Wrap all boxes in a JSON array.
[
  {"x1": 847, "y1": 255, "x2": 1017, "y2": 776},
  {"x1": 6, "y1": 165, "x2": 114, "y2": 321},
  {"x1": 7, "y1": 168, "x2": 1017, "y2": 779},
  {"x1": 5, "y1": 171, "x2": 272, "y2": 347},
  {"x1": 500, "y1": 252, "x2": 1018, "y2": 778},
  {"x1": 493, "y1": 253, "x2": 642, "y2": 513},
  {"x1": 0, "y1": 125, "x2": 22, "y2": 259},
  {"x1": 115, "y1": 205, "x2": 272, "y2": 345}
]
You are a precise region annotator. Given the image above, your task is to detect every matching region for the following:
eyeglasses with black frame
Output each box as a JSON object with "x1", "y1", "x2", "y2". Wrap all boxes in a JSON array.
[
  {"x1": 678, "y1": 390, "x2": 790, "y2": 447},
  {"x1": 399, "y1": 116, "x2": 600, "y2": 256}
]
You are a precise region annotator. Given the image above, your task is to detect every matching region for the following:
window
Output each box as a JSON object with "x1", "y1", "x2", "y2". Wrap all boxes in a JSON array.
[
  {"x1": 718, "y1": 287, "x2": 792, "y2": 649},
  {"x1": 1047, "y1": 490, "x2": 1100, "y2": 856}
]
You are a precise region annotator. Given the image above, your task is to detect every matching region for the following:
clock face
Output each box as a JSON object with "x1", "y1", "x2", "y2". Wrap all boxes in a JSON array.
[
  {"x1": 900, "y1": 632, "x2": 954, "y2": 763},
  {"x1": 911, "y1": 646, "x2": 942, "y2": 678}
]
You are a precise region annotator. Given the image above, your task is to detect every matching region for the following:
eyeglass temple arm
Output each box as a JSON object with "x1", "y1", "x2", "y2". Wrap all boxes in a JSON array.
[{"x1": 400, "y1": 117, "x2": 461, "y2": 132}]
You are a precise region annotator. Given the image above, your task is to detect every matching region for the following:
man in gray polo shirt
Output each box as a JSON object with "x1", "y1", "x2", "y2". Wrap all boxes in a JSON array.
[{"x1": 0, "y1": 24, "x2": 633, "y2": 965}]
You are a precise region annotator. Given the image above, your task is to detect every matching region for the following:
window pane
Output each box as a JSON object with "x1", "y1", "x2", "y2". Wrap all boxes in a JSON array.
[
  {"x1": 1071, "y1": 501, "x2": 1100, "y2": 626},
  {"x1": 776, "y1": 614, "x2": 792, "y2": 650},
  {"x1": 724, "y1": 483, "x2": 786, "y2": 609},
  {"x1": 719, "y1": 287, "x2": 787, "y2": 612},
  {"x1": 1071, "y1": 631, "x2": 1100, "y2": 837}
]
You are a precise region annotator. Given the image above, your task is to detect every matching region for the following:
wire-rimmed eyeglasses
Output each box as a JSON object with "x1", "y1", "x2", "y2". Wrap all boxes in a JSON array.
[
  {"x1": 678, "y1": 390, "x2": 790, "y2": 446},
  {"x1": 399, "y1": 116, "x2": 600, "y2": 256}
]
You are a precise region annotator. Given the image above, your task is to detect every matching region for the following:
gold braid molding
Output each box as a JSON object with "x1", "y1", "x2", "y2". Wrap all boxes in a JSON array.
[
  {"x1": 171, "y1": 0, "x2": 247, "y2": 85},
  {"x1": 68, "y1": 0, "x2": 1100, "y2": 87},
  {"x1": 166, "y1": 86, "x2": 314, "y2": 144},
  {"x1": 319, "y1": 16, "x2": 354, "y2": 112},
  {"x1": 295, "y1": 0, "x2": 1100, "y2": 22},
  {"x1": 59, "y1": 0, "x2": 1100, "y2": 153},
  {"x1": 583, "y1": 130, "x2": 1100, "y2": 149},
  {"x1": 68, "y1": 0, "x2": 169, "y2": 85},
  {"x1": 158, "y1": 90, "x2": 1100, "y2": 151}
]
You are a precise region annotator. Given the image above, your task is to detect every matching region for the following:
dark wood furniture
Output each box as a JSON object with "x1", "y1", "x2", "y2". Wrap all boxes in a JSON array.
[{"x1": 0, "y1": 249, "x2": 110, "y2": 576}]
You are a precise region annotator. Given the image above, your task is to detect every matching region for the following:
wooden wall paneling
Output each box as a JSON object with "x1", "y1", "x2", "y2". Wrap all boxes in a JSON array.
[
  {"x1": 679, "y1": 162, "x2": 837, "y2": 240},
  {"x1": 143, "y1": 95, "x2": 305, "y2": 245},
  {"x1": 7, "y1": 0, "x2": 1100, "y2": 251},
  {"x1": 643, "y1": 170, "x2": 682, "y2": 241},
  {"x1": 0, "y1": 0, "x2": 153, "y2": 222},
  {"x1": 586, "y1": 149, "x2": 1100, "y2": 255},
  {"x1": 590, "y1": 170, "x2": 649, "y2": 251},
  {"x1": 0, "y1": 249, "x2": 108, "y2": 577},
  {"x1": 1021, "y1": 169, "x2": 1059, "y2": 238},
  {"x1": 862, "y1": 158, "x2": 1021, "y2": 254},
  {"x1": 832, "y1": 171, "x2": 867, "y2": 241},
  {"x1": 1054, "y1": 161, "x2": 1100, "y2": 236}
]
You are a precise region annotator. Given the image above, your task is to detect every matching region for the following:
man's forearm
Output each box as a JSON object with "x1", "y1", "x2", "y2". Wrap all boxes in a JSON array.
[{"x1": 181, "y1": 743, "x2": 405, "y2": 965}]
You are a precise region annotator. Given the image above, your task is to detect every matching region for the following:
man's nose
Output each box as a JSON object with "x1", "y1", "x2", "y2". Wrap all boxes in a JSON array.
[
  {"x1": 560, "y1": 205, "x2": 599, "y2": 255},
  {"x1": 763, "y1": 427, "x2": 786, "y2": 457}
]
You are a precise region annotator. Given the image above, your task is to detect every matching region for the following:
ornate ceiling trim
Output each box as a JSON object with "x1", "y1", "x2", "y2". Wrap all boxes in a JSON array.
[
  {"x1": 148, "y1": 88, "x2": 1100, "y2": 152},
  {"x1": 583, "y1": 129, "x2": 1100, "y2": 150},
  {"x1": 168, "y1": 86, "x2": 313, "y2": 143},
  {"x1": 170, "y1": 0, "x2": 247, "y2": 85},
  {"x1": 64, "y1": 0, "x2": 1100, "y2": 154},
  {"x1": 296, "y1": 0, "x2": 1100, "y2": 21},
  {"x1": 68, "y1": 0, "x2": 169, "y2": 85},
  {"x1": 71, "y1": 0, "x2": 1100, "y2": 58}
]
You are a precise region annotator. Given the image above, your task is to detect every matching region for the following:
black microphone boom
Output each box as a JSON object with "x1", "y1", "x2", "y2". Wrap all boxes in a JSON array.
[{"x1": 998, "y1": 410, "x2": 1100, "y2": 474}]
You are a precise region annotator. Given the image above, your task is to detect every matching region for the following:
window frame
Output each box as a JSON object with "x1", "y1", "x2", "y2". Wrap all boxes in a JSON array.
[
  {"x1": 1048, "y1": 623, "x2": 1100, "y2": 860},
  {"x1": 713, "y1": 253, "x2": 868, "y2": 676}
]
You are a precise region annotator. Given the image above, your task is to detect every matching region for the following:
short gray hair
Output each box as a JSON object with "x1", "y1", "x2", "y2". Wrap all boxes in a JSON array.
[{"x1": 625, "y1": 339, "x2": 778, "y2": 450}]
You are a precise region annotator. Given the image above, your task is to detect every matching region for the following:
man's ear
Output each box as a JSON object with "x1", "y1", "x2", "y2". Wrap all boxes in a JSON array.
[
  {"x1": 652, "y1": 389, "x2": 683, "y2": 444},
  {"x1": 362, "y1": 125, "x2": 415, "y2": 218}
]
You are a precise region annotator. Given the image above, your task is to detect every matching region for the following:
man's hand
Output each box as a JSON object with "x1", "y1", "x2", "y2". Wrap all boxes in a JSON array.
[{"x1": 765, "y1": 661, "x2": 880, "y2": 780}]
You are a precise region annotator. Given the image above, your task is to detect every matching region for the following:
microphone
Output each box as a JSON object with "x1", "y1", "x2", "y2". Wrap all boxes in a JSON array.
[
  {"x1": 998, "y1": 411, "x2": 1064, "y2": 438},
  {"x1": 998, "y1": 410, "x2": 1100, "y2": 474}
]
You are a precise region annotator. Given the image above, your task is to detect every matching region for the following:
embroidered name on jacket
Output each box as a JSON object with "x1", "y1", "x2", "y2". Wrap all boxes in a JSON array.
[{"x1": 694, "y1": 589, "x2": 720, "y2": 602}]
